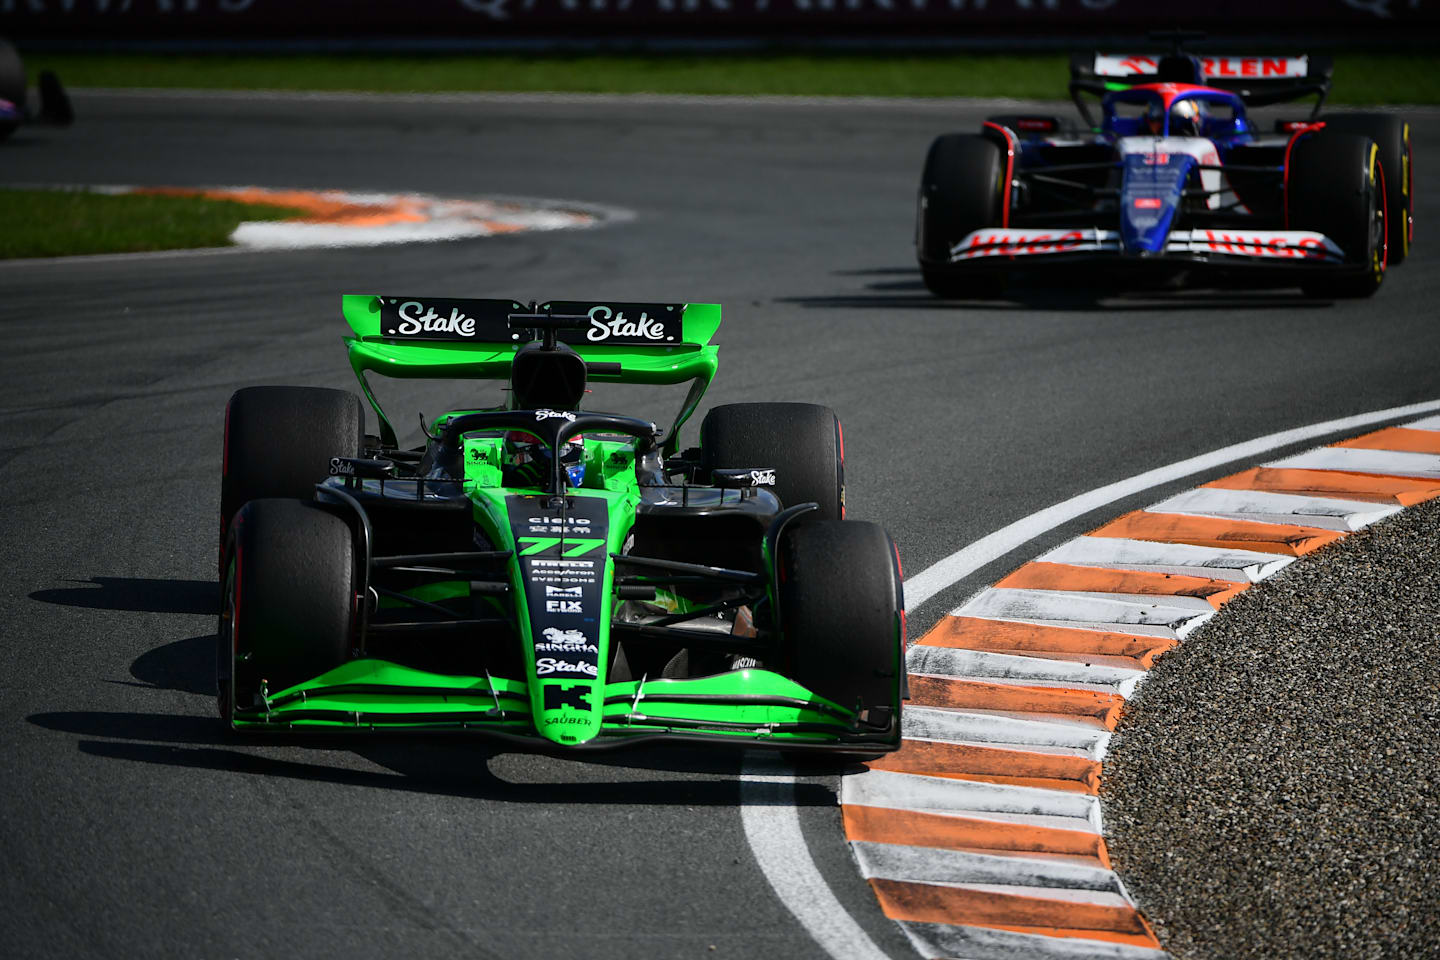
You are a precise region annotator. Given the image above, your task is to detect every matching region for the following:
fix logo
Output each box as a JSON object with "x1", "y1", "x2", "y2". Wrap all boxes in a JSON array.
[
  {"x1": 546, "y1": 600, "x2": 582, "y2": 614},
  {"x1": 543, "y1": 684, "x2": 590, "y2": 711}
]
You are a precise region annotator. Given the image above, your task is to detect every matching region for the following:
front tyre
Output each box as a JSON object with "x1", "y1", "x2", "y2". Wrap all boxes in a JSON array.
[
  {"x1": 218, "y1": 498, "x2": 356, "y2": 722},
  {"x1": 916, "y1": 133, "x2": 1008, "y2": 299},
  {"x1": 1319, "y1": 113, "x2": 1412, "y2": 265},
  {"x1": 778, "y1": 520, "x2": 903, "y2": 758},
  {"x1": 1290, "y1": 132, "x2": 1386, "y2": 299}
]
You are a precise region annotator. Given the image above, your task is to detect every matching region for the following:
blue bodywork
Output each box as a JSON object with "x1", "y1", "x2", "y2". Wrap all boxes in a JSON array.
[{"x1": 1013, "y1": 85, "x2": 1263, "y2": 257}]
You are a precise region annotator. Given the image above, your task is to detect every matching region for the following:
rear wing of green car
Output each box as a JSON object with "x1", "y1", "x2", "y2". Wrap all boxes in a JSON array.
[{"x1": 341, "y1": 295, "x2": 721, "y2": 454}]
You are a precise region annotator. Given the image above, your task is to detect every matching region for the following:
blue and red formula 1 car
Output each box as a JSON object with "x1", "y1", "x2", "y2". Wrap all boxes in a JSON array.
[
  {"x1": 0, "y1": 38, "x2": 71, "y2": 142},
  {"x1": 916, "y1": 37, "x2": 1413, "y2": 300}
]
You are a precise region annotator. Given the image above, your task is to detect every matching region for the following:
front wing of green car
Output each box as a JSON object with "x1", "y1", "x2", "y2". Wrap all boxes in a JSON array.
[{"x1": 229, "y1": 659, "x2": 900, "y2": 753}]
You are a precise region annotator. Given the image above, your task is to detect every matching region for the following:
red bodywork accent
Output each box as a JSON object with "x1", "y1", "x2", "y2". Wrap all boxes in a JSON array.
[
  {"x1": 1377, "y1": 157, "x2": 1389, "y2": 274},
  {"x1": 1406, "y1": 132, "x2": 1414, "y2": 245},
  {"x1": 892, "y1": 540, "x2": 907, "y2": 648},
  {"x1": 1282, "y1": 122, "x2": 1326, "y2": 229},
  {"x1": 982, "y1": 121, "x2": 1017, "y2": 229},
  {"x1": 1128, "y1": 82, "x2": 1232, "y2": 111}
]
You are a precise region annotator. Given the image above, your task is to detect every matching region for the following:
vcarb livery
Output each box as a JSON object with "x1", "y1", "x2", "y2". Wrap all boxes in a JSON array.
[
  {"x1": 916, "y1": 34, "x2": 1414, "y2": 299},
  {"x1": 0, "y1": 37, "x2": 72, "y2": 143},
  {"x1": 215, "y1": 295, "x2": 904, "y2": 756}
]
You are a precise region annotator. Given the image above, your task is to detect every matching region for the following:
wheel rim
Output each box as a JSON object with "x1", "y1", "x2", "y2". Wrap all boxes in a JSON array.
[{"x1": 1368, "y1": 146, "x2": 1387, "y2": 283}]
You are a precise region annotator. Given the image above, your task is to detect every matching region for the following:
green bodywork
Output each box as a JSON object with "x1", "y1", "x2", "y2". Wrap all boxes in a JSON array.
[{"x1": 230, "y1": 295, "x2": 896, "y2": 753}]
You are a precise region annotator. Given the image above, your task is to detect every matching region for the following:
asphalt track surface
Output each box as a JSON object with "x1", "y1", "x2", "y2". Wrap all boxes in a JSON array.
[{"x1": 1, "y1": 91, "x2": 1437, "y2": 960}]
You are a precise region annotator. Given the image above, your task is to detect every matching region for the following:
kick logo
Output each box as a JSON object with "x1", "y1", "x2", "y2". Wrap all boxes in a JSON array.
[{"x1": 543, "y1": 684, "x2": 590, "y2": 711}]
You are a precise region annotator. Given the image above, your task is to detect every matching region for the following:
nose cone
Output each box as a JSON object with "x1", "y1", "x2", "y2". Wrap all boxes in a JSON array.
[
  {"x1": 1119, "y1": 150, "x2": 1194, "y2": 255},
  {"x1": 535, "y1": 677, "x2": 604, "y2": 745}
]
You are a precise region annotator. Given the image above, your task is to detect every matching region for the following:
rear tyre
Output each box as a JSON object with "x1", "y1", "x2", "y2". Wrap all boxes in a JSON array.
[
  {"x1": 1319, "y1": 113, "x2": 1411, "y2": 265},
  {"x1": 778, "y1": 520, "x2": 903, "y2": 759},
  {"x1": 700, "y1": 402, "x2": 845, "y2": 521},
  {"x1": 916, "y1": 133, "x2": 1007, "y2": 299},
  {"x1": 1290, "y1": 133, "x2": 1386, "y2": 299},
  {"x1": 0, "y1": 39, "x2": 26, "y2": 142},
  {"x1": 218, "y1": 498, "x2": 355, "y2": 722},
  {"x1": 220, "y1": 386, "x2": 364, "y2": 572}
]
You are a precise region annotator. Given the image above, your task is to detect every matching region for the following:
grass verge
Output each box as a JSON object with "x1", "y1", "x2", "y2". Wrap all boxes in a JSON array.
[
  {"x1": 23, "y1": 53, "x2": 1440, "y2": 104},
  {"x1": 0, "y1": 189, "x2": 306, "y2": 259}
]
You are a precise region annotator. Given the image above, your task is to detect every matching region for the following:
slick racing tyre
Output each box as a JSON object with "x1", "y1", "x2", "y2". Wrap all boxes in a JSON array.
[
  {"x1": 1319, "y1": 113, "x2": 1412, "y2": 265},
  {"x1": 778, "y1": 520, "x2": 903, "y2": 754},
  {"x1": 700, "y1": 402, "x2": 844, "y2": 521},
  {"x1": 218, "y1": 498, "x2": 355, "y2": 722},
  {"x1": 220, "y1": 385, "x2": 364, "y2": 573},
  {"x1": 0, "y1": 39, "x2": 26, "y2": 142},
  {"x1": 916, "y1": 133, "x2": 1007, "y2": 299},
  {"x1": 1290, "y1": 133, "x2": 1387, "y2": 299}
]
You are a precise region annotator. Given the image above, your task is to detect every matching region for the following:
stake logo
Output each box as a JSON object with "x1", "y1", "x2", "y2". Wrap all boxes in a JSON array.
[
  {"x1": 536, "y1": 658, "x2": 599, "y2": 678},
  {"x1": 586, "y1": 305, "x2": 674, "y2": 343},
  {"x1": 390, "y1": 300, "x2": 477, "y2": 337}
]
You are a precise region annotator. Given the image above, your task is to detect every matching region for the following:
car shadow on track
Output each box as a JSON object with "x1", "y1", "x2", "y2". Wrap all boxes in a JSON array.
[
  {"x1": 781, "y1": 266, "x2": 1330, "y2": 311},
  {"x1": 25, "y1": 711, "x2": 832, "y2": 807},
  {"x1": 30, "y1": 576, "x2": 215, "y2": 616},
  {"x1": 26, "y1": 630, "x2": 839, "y2": 805}
]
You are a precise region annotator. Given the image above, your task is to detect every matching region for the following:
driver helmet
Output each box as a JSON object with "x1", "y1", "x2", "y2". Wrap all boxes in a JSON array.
[
  {"x1": 1168, "y1": 98, "x2": 1204, "y2": 137},
  {"x1": 504, "y1": 431, "x2": 586, "y2": 488}
]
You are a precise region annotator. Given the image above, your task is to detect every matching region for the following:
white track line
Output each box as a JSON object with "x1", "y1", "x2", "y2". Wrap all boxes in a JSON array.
[
  {"x1": 745, "y1": 397, "x2": 1440, "y2": 960},
  {"x1": 738, "y1": 759, "x2": 893, "y2": 960},
  {"x1": 901, "y1": 398, "x2": 1440, "y2": 612}
]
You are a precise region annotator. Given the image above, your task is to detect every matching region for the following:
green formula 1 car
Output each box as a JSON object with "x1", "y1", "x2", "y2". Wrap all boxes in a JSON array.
[{"x1": 216, "y1": 295, "x2": 904, "y2": 757}]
